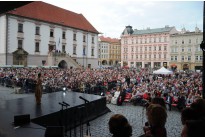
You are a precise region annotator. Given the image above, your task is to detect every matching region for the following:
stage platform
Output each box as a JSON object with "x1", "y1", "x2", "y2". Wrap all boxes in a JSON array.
[{"x1": 0, "y1": 91, "x2": 110, "y2": 136}]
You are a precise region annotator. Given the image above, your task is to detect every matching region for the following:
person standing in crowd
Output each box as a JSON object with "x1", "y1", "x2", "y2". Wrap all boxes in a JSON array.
[
  {"x1": 166, "y1": 92, "x2": 173, "y2": 111},
  {"x1": 35, "y1": 73, "x2": 42, "y2": 104},
  {"x1": 108, "y1": 114, "x2": 132, "y2": 137}
]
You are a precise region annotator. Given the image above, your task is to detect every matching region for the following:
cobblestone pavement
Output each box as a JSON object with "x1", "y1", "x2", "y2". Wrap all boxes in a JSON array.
[{"x1": 0, "y1": 86, "x2": 182, "y2": 137}]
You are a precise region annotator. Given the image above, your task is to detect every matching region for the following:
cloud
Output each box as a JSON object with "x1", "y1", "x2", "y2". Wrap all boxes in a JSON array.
[{"x1": 45, "y1": 0, "x2": 203, "y2": 38}]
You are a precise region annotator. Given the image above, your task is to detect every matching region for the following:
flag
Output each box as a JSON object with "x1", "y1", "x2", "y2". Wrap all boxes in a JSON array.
[
  {"x1": 83, "y1": 47, "x2": 85, "y2": 56},
  {"x1": 57, "y1": 38, "x2": 60, "y2": 51}
]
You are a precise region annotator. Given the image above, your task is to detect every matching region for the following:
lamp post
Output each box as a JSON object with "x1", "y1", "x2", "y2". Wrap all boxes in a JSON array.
[{"x1": 200, "y1": 1, "x2": 205, "y2": 99}]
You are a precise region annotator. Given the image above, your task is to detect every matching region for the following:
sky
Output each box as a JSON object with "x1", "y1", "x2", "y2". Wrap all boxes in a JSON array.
[{"x1": 43, "y1": 0, "x2": 203, "y2": 38}]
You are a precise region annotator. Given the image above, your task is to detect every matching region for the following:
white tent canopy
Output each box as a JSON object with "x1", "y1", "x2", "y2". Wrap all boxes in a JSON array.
[{"x1": 153, "y1": 67, "x2": 173, "y2": 75}]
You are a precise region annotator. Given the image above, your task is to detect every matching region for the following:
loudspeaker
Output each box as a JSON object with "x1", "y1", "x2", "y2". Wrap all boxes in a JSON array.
[
  {"x1": 45, "y1": 126, "x2": 65, "y2": 137},
  {"x1": 14, "y1": 114, "x2": 30, "y2": 126}
]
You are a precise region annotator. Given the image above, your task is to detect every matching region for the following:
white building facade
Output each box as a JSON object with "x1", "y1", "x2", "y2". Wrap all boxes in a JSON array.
[
  {"x1": 0, "y1": 2, "x2": 99, "y2": 68},
  {"x1": 121, "y1": 25, "x2": 178, "y2": 68},
  {"x1": 98, "y1": 36, "x2": 110, "y2": 66}
]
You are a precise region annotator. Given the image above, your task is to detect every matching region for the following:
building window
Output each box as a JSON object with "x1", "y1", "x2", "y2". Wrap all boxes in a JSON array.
[
  {"x1": 140, "y1": 47, "x2": 142, "y2": 51},
  {"x1": 154, "y1": 38, "x2": 156, "y2": 43},
  {"x1": 164, "y1": 54, "x2": 166, "y2": 59},
  {"x1": 175, "y1": 40, "x2": 177, "y2": 44},
  {"x1": 149, "y1": 46, "x2": 151, "y2": 51},
  {"x1": 62, "y1": 45, "x2": 65, "y2": 53},
  {"x1": 50, "y1": 29, "x2": 54, "y2": 37},
  {"x1": 91, "y1": 48, "x2": 94, "y2": 56},
  {"x1": 136, "y1": 55, "x2": 138, "y2": 59},
  {"x1": 181, "y1": 56, "x2": 184, "y2": 61},
  {"x1": 136, "y1": 39, "x2": 138, "y2": 44},
  {"x1": 182, "y1": 47, "x2": 184, "y2": 52},
  {"x1": 149, "y1": 55, "x2": 151, "y2": 59},
  {"x1": 35, "y1": 26, "x2": 40, "y2": 35},
  {"x1": 35, "y1": 42, "x2": 40, "y2": 52},
  {"x1": 188, "y1": 47, "x2": 191, "y2": 52},
  {"x1": 164, "y1": 37, "x2": 167, "y2": 42},
  {"x1": 171, "y1": 56, "x2": 174, "y2": 61},
  {"x1": 159, "y1": 37, "x2": 161, "y2": 42},
  {"x1": 73, "y1": 33, "x2": 76, "y2": 41},
  {"x1": 92, "y1": 37, "x2": 94, "y2": 44},
  {"x1": 171, "y1": 48, "x2": 174, "y2": 52},
  {"x1": 145, "y1": 47, "x2": 147, "y2": 51},
  {"x1": 149, "y1": 38, "x2": 151, "y2": 43},
  {"x1": 159, "y1": 46, "x2": 161, "y2": 51},
  {"x1": 73, "y1": 45, "x2": 76, "y2": 54},
  {"x1": 195, "y1": 56, "x2": 198, "y2": 61},
  {"x1": 175, "y1": 56, "x2": 177, "y2": 61},
  {"x1": 131, "y1": 47, "x2": 134, "y2": 52},
  {"x1": 83, "y1": 35, "x2": 86, "y2": 42},
  {"x1": 159, "y1": 54, "x2": 161, "y2": 59},
  {"x1": 182, "y1": 40, "x2": 184, "y2": 44},
  {"x1": 18, "y1": 23, "x2": 23, "y2": 33},
  {"x1": 18, "y1": 40, "x2": 23, "y2": 49},
  {"x1": 140, "y1": 55, "x2": 142, "y2": 59},
  {"x1": 131, "y1": 55, "x2": 133, "y2": 59},
  {"x1": 154, "y1": 55, "x2": 156, "y2": 59},
  {"x1": 189, "y1": 39, "x2": 191, "y2": 44},
  {"x1": 164, "y1": 46, "x2": 167, "y2": 51},
  {"x1": 62, "y1": 31, "x2": 66, "y2": 39},
  {"x1": 188, "y1": 56, "x2": 191, "y2": 61},
  {"x1": 154, "y1": 46, "x2": 156, "y2": 51},
  {"x1": 200, "y1": 55, "x2": 203, "y2": 61}
]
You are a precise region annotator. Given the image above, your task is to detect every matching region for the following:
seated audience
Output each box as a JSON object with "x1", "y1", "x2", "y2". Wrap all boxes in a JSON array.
[{"x1": 111, "y1": 87, "x2": 121, "y2": 105}]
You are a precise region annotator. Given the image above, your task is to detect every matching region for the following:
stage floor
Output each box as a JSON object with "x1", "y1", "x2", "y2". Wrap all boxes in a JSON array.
[{"x1": 0, "y1": 91, "x2": 109, "y2": 137}]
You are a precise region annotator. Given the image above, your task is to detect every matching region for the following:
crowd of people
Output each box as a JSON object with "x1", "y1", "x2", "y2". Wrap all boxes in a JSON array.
[
  {"x1": 0, "y1": 66, "x2": 204, "y2": 136},
  {"x1": 0, "y1": 67, "x2": 203, "y2": 107}
]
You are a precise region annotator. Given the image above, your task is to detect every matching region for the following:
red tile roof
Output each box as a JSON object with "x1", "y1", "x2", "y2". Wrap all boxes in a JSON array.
[
  {"x1": 7, "y1": 1, "x2": 99, "y2": 34},
  {"x1": 99, "y1": 36, "x2": 120, "y2": 43}
]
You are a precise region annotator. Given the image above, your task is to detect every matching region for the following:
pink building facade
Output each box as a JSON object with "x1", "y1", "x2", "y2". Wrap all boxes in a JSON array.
[{"x1": 121, "y1": 25, "x2": 178, "y2": 68}]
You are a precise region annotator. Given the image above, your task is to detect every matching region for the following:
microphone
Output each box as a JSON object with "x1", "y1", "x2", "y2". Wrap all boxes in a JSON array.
[
  {"x1": 79, "y1": 96, "x2": 89, "y2": 103},
  {"x1": 63, "y1": 101, "x2": 70, "y2": 106}
]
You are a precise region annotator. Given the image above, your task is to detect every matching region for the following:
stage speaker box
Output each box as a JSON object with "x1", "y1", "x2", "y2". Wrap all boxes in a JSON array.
[
  {"x1": 45, "y1": 126, "x2": 65, "y2": 137},
  {"x1": 14, "y1": 114, "x2": 30, "y2": 126}
]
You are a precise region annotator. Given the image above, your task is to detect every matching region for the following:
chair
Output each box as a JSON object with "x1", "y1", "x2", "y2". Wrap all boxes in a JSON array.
[{"x1": 124, "y1": 93, "x2": 132, "y2": 105}]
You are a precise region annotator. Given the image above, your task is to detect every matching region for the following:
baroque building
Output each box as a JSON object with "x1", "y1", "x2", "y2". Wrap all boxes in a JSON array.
[
  {"x1": 121, "y1": 25, "x2": 178, "y2": 68},
  {"x1": 98, "y1": 36, "x2": 121, "y2": 67},
  {"x1": 0, "y1": 1, "x2": 99, "y2": 68},
  {"x1": 170, "y1": 27, "x2": 203, "y2": 70}
]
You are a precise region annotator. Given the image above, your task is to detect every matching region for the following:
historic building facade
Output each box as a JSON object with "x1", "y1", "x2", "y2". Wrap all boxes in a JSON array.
[
  {"x1": 121, "y1": 25, "x2": 178, "y2": 68},
  {"x1": 0, "y1": 1, "x2": 99, "y2": 68},
  {"x1": 98, "y1": 36, "x2": 121, "y2": 67},
  {"x1": 170, "y1": 27, "x2": 203, "y2": 70}
]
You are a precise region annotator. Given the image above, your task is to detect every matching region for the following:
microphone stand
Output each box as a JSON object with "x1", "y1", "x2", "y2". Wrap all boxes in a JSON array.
[
  {"x1": 63, "y1": 101, "x2": 70, "y2": 137},
  {"x1": 59, "y1": 102, "x2": 70, "y2": 136},
  {"x1": 79, "y1": 96, "x2": 91, "y2": 136}
]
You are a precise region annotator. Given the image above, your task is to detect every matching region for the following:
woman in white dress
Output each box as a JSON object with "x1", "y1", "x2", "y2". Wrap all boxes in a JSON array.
[{"x1": 111, "y1": 87, "x2": 121, "y2": 104}]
